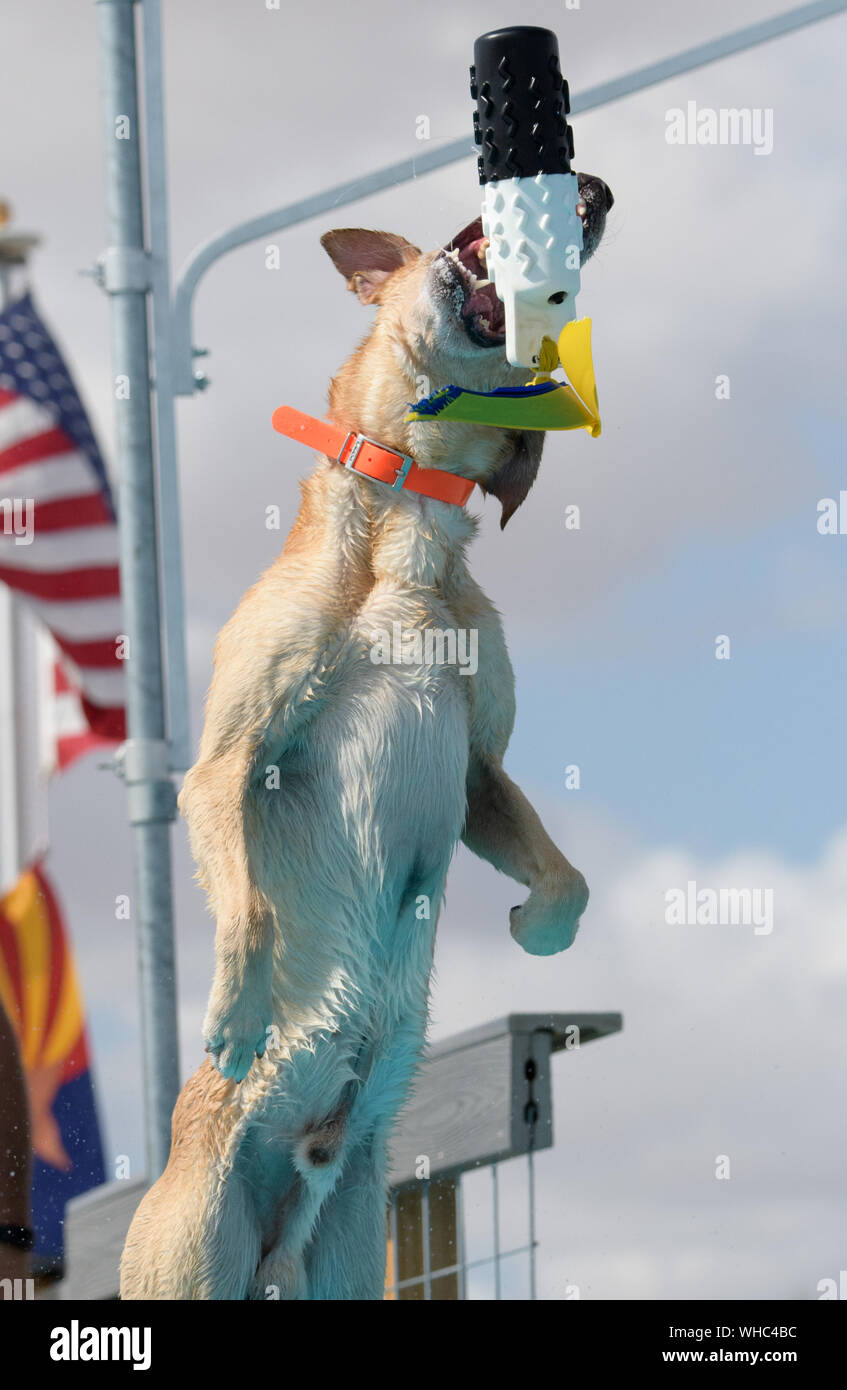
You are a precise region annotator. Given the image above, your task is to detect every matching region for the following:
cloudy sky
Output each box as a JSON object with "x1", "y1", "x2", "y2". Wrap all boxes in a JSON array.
[{"x1": 3, "y1": 0, "x2": 846, "y2": 1299}]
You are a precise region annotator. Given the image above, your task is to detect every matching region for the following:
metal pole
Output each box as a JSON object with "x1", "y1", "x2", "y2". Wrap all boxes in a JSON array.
[
  {"x1": 387, "y1": 1193, "x2": 399, "y2": 1299},
  {"x1": 139, "y1": 0, "x2": 191, "y2": 772},
  {"x1": 0, "y1": 589, "x2": 22, "y2": 893},
  {"x1": 527, "y1": 1146, "x2": 537, "y2": 1301},
  {"x1": 0, "y1": 260, "x2": 21, "y2": 894},
  {"x1": 456, "y1": 1173, "x2": 467, "y2": 1301},
  {"x1": 420, "y1": 1181, "x2": 432, "y2": 1301},
  {"x1": 96, "y1": 0, "x2": 179, "y2": 1180}
]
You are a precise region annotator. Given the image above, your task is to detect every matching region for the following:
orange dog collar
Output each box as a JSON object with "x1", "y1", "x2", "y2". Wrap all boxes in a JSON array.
[{"x1": 271, "y1": 406, "x2": 475, "y2": 508}]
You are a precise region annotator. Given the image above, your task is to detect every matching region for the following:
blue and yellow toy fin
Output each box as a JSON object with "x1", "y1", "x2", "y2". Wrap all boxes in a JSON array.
[{"x1": 405, "y1": 318, "x2": 601, "y2": 436}]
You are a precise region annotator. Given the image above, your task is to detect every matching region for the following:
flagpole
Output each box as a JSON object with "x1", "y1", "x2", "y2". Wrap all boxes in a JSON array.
[
  {"x1": 0, "y1": 220, "x2": 36, "y2": 895},
  {"x1": 0, "y1": 591, "x2": 22, "y2": 892},
  {"x1": 95, "y1": 0, "x2": 180, "y2": 1180}
]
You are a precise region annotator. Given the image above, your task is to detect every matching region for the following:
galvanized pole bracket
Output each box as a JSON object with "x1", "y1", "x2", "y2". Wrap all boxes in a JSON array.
[
  {"x1": 101, "y1": 246, "x2": 152, "y2": 293},
  {"x1": 112, "y1": 738, "x2": 178, "y2": 824}
]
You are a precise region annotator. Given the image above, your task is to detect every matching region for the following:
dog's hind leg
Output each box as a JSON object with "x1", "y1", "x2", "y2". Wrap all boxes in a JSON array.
[
  {"x1": 247, "y1": 1181, "x2": 310, "y2": 1301},
  {"x1": 121, "y1": 1061, "x2": 263, "y2": 1300},
  {"x1": 246, "y1": 1098, "x2": 353, "y2": 1300},
  {"x1": 121, "y1": 1163, "x2": 261, "y2": 1300},
  {"x1": 301, "y1": 1017, "x2": 431, "y2": 1301},
  {"x1": 302, "y1": 1130, "x2": 390, "y2": 1300}
]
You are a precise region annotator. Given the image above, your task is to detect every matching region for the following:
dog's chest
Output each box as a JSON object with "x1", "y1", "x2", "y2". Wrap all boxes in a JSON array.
[{"x1": 352, "y1": 583, "x2": 474, "y2": 693}]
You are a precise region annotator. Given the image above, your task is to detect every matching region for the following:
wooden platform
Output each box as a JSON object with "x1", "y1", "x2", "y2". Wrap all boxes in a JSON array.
[{"x1": 58, "y1": 1010, "x2": 622, "y2": 1299}]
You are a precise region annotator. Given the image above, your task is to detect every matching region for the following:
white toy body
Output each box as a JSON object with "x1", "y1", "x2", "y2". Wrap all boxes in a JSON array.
[{"x1": 481, "y1": 170, "x2": 583, "y2": 369}]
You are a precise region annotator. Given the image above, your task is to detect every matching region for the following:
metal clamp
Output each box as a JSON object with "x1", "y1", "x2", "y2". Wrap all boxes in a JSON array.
[
  {"x1": 339, "y1": 432, "x2": 414, "y2": 490},
  {"x1": 112, "y1": 738, "x2": 178, "y2": 825},
  {"x1": 101, "y1": 246, "x2": 152, "y2": 293},
  {"x1": 114, "y1": 737, "x2": 170, "y2": 783}
]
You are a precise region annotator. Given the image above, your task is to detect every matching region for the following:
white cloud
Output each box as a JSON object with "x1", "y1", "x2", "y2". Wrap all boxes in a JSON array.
[{"x1": 429, "y1": 815, "x2": 847, "y2": 1297}]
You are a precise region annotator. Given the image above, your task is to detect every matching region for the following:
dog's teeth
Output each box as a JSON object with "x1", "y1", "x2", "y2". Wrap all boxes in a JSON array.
[
  {"x1": 475, "y1": 278, "x2": 490, "y2": 288},
  {"x1": 478, "y1": 238, "x2": 489, "y2": 264}
]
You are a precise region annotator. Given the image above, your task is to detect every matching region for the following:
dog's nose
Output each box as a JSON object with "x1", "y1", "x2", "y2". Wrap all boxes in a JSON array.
[{"x1": 577, "y1": 173, "x2": 614, "y2": 212}]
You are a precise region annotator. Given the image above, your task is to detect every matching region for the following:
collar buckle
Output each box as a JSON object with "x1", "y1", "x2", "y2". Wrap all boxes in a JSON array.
[{"x1": 338, "y1": 431, "x2": 414, "y2": 490}]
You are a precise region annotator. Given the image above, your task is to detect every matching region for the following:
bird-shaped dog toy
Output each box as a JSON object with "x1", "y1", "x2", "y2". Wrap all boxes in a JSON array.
[{"x1": 406, "y1": 24, "x2": 601, "y2": 436}]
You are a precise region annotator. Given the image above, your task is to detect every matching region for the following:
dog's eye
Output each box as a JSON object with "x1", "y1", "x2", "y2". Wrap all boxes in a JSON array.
[{"x1": 548, "y1": 291, "x2": 567, "y2": 305}]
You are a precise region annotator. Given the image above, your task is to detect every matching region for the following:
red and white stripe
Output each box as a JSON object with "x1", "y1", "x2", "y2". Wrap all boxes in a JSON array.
[{"x1": 0, "y1": 387, "x2": 126, "y2": 767}]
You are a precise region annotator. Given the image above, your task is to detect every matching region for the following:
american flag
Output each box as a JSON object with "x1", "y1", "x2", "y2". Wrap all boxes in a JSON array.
[{"x1": 0, "y1": 291, "x2": 125, "y2": 768}]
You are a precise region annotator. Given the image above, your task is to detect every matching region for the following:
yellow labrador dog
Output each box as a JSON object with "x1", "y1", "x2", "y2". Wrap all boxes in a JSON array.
[{"x1": 121, "y1": 174, "x2": 612, "y2": 1300}]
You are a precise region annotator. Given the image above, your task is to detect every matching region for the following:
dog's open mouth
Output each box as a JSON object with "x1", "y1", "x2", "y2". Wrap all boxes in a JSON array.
[{"x1": 442, "y1": 218, "x2": 506, "y2": 348}]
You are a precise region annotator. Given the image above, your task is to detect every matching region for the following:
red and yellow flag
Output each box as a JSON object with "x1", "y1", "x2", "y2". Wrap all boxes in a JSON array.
[{"x1": 0, "y1": 861, "x2": 104, "y2": 1262}]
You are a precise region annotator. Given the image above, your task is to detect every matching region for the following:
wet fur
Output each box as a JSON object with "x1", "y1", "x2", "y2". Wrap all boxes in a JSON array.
[{"x1": 120, "y1": 195, "x2": 609, "y2": 1299}]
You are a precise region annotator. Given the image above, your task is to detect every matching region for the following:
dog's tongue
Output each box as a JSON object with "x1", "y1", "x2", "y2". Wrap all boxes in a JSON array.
[
  {"x1": 463, "y1": 285, "x2": 505, "y2": 332},
  {"x1": 444, "y1": 219, "x2": 506, "y2": 342},
  {"x1": 460, "y1": 233, "x2": 506, "y2": 337}
]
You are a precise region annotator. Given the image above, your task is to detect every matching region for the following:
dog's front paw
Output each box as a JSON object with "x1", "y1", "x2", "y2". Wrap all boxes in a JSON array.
[
  {"x1": 509, "y1": 870, "x2": 589, "y2": 957},
  {"x1": 203, "y1": 994, "x2": 273, "y2": 1083}
]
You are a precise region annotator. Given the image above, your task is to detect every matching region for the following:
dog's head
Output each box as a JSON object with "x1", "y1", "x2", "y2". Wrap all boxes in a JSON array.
[{"x1": 321, "y1": 173, "x2": 612, "y2": 526}]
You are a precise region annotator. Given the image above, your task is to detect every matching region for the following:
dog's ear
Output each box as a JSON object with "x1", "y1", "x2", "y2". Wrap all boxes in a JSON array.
[
  {"x1": 320, "y1": 228, "x2": 421, "y2": 305},
  {"x1": 482, "y1": 431, "x2": 545, "y2": 529}
]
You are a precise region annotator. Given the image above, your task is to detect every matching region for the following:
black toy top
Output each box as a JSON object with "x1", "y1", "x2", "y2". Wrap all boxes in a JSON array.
[{"x1": 470, "y1": 26, "x2": 574, "y2": 185}]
